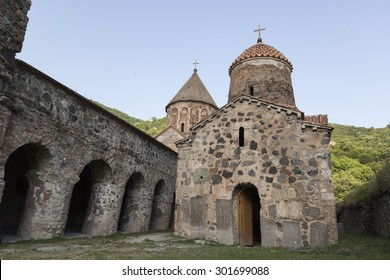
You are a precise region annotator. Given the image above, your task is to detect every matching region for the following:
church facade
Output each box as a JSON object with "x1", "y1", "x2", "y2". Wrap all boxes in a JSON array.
[
  {"x1": 172, "y1": 36, "x2": 338, "y2": 247},
  {"x1": 1, "y1": 1, "x2": 337, "y2": 248}
]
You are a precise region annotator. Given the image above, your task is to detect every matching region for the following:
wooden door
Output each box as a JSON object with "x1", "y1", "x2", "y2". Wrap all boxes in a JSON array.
[{"x1": 238, "y1": 188, "x2": 253, "y2": 246}]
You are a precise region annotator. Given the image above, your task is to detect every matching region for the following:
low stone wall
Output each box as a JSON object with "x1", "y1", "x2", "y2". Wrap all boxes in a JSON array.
[
  {"x1": 338, "y1": 192, "x2": 390, "y2": 237},
  {"x1": 374, "y1": 193, "x2": 390, "y2": 237},
  {"x1": 338, "y1": 205, "x2": 374, "y2": 234}
]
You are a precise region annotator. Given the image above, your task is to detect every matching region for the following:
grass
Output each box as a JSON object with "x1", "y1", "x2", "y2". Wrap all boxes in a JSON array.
[{"x1": 0, "y1": 231, "x2": 389, "y2": 260}]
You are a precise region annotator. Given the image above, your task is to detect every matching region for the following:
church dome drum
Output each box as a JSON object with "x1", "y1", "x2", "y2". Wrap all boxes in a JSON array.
[{"x1": 228, "y1": 36, "x2": 296, "y2": 108}]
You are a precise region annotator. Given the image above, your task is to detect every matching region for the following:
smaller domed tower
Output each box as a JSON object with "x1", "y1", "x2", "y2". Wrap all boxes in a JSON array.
[
  {"x1": 228, "y1": 31, "x2": 295, "y2": 108},
  {"x1": 165, "y1": 65, "x2": 218, "y2": 138}
]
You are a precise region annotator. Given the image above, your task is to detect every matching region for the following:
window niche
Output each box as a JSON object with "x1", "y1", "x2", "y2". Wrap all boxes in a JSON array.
[{"x1": 239, "y1": 127, "x2": 245, "y2": 147}]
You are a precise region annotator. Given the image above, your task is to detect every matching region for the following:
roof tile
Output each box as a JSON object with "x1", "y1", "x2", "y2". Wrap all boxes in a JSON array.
[{"x1": 229, "y1": 41, "x2": 293, "y2": 74}]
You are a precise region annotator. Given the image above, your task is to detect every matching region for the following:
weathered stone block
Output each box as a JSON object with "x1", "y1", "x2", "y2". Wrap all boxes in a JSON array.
[
  {"x1": 193, "y1": 168, "x2": 210, "y2": 184},
  {"x1": 211, "y1": 174, "x2": 222, "y2": 185},
  {"x1": 222, "y1": 170, "x2": 233, "y2": 179},
  {"x1": 216, "y1": 199, "x2": 232, "y2": 230},
  {"x1": 303, "y1": 203, "x2": 321, "y2": 219},
  {"x1": 310, "y1": 222, "x2": 328, "y2": 246},
  {"x1": 268, "y1": 204, "x2": 276, "y2": 217},
  {"x1": 190, "y1": 196, "x2": 206, "y2": 227},
  {"x1": 261, "y1": 218, "x2": 277, "y2": 247},
  {"x1": 249, "y1": 140, "x2": 258, "y2": 150},
  {"x1": 282, "y1": 221, "x2": 301, "y2": 248}
]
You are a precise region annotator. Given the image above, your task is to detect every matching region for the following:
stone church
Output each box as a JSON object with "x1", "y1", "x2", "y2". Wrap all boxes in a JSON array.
[
  {"x1": 169, "y1": 35, "x2": 338, "y2": 247},
  {"x1": 0, "y1": 1, "x2": 337, "y2": 248}
]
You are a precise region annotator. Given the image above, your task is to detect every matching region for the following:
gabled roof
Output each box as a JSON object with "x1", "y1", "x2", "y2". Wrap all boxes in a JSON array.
[
  {"x1": 175, "y1": 94, "x2": 332, "y2": 147},
  {"x1": 191, "y1": 94, "x2": 303, "y2": 132},
  {"x1": 155, "y1": 125, "x2": 184, "y2": 139},
  {"x1": 166, "y1": 69, "x2": 218, "y2": 110}
]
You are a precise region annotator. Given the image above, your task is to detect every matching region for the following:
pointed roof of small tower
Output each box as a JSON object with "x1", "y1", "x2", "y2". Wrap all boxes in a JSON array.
[{"x1": 166, "y1": 68, "x2": 218, "y2": 111}]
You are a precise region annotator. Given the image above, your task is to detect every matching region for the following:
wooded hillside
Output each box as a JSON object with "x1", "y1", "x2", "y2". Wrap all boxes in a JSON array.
[{"x1": 331, "y1": 124, "x2": 390, "y2": 200}]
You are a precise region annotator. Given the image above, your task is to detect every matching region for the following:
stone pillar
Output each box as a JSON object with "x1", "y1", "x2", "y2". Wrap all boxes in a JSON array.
[
  {"x1": 18, "y1": 169, "x2": 73, "y2": 239},
  {"x1": 121, "y1": 193, "x2": 153, "y2": 233},
  {"x1": 82, "y1": 182, "x2": 121, "y2": 236}
]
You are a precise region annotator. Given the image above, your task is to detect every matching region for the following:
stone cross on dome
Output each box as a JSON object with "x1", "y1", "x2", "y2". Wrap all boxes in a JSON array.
[
  {"x1": 254, "y1": 24, "x2": 266, "y2": 43},
  {"x1": 193, "y1": 59, "x2": 199, "y2": 72}
]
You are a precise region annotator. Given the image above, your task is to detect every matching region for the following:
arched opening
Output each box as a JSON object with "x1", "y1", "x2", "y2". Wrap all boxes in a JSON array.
[
  {"x1": 239, "y1": 127, "x2": 245, "y2": 147},
  {"x1": 0, "y1": 143, "x2": 49, "y2": 237},
  {"x1": 149, "y1": 180, "x2": 168, "y2": 231},
  {"x1": 65, "y1": 165, "x2": 93, "y2": 233},
  {"x1": 65, "y1": 160, "x2": 111, "y2": 234},
  {"x1": 118, "y1": 172, "x2": 144, "y2": 232},
  {"x1": 234, "y1": 184, "x2": 260, "y2": 246}
]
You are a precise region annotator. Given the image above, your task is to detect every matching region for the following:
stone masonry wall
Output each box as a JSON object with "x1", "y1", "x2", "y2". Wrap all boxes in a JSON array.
[
  {"x1": 175, "y1": 96, "x2": 337, "y2": 248},
  {"x1": 0, "y1": 0, "x2": 31, "y2": 90},
  {"x1": 229, "y1": 59, "x2": 295, "y2": 107},
  {"x1": 0, "y1": 60, "x2": 177, "y2": 239},
  {"x1": 374, "y1": 192, "x2": 390, "y2": 237},
  {"x1": 339, "y1": 192, "x2": 390, "y2": 237},
  {"x1": 338, "y1": 205, "x2": 374, "y2": 234},
  {"x1": 166, "y1": 101, "x2": 217, "y2": 138},
  {"x1": 156, "y1": 127, "x2": 184, "y2": 152}
]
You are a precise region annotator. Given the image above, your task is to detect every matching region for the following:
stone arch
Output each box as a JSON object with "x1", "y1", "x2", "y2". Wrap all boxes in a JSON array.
[
  {"x1": 200, "y1": 108, "x2": 209, "y2": 120},
  {"x1": 0, "y1": 143, "x2": 50, "y2": 237},
  {"x1": 149, "y1": 179, "x2": 171, "y2": 231},
  {"x1": 118, "y1": 172, "x2": 146, "y2": 232},
  {"x1": 232, "y1": 183, "x2": 261, "y2": 246},
  {"x1": 65, "y1": 159, "x2": 112, "y2": 235},
  {"x1": 190, "y1": 107, "x2": 200, "y2": 127},
  {"x1": 179, "y1": 107, "x2": 189, "y2": 132},
  {"x1": 170, "y1": 107, "x2": 178, "y2": 126}
]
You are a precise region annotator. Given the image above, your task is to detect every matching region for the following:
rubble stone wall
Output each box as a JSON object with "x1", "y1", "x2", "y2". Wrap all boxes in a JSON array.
[
  {"x1": 0, "y1": 60, "x2": 177, "y2": 239},
  {"x1": 229, "y1": 59, "x2": 295, "y2": 107},
  {"x1": 0, "y1": 0, "x2": 31, "y2": 90},
  {"x1": 166, "y1": 101, "x2": 217, "y2": 138},
  {"x1": 175, "y1": 97, "x2": 338, "y2": 247},
  {"x1": 339, "y1": 192, "x2": 390, "y2": 237}
]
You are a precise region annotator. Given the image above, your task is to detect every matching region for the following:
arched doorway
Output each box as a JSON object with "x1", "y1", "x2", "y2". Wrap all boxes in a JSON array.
[
  {"x1": 235, "y1": 184, "x2": 261, "y2": 246},
  {"x1": 0, "y1": 143, "x2": 49, "y2": 237},
  {"x1": 65, "y1": 160, "x2": 112, "y2": 234},
  {"x1": 118, "y1": 172, "x2": 144, "y2": 232},
  {"x1": 149, "y1": 180, "x2": 168, "y2": 231},
  {"x1": 65, "y1": 165, "x2": 93, "y2": 233}
]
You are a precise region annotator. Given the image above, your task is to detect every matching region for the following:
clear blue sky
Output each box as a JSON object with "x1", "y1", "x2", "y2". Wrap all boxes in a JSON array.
[{"x1": 17, "y1": 0, "x2": 390, "y2": 128}]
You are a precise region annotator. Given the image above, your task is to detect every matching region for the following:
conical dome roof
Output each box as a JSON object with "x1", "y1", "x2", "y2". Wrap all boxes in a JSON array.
[
  {"x1": 229, "y1": 39, "x2": 293, "y2": 75},
  {"x1": 166, "y1": 69, "x2": 218, "y2": 110}
]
